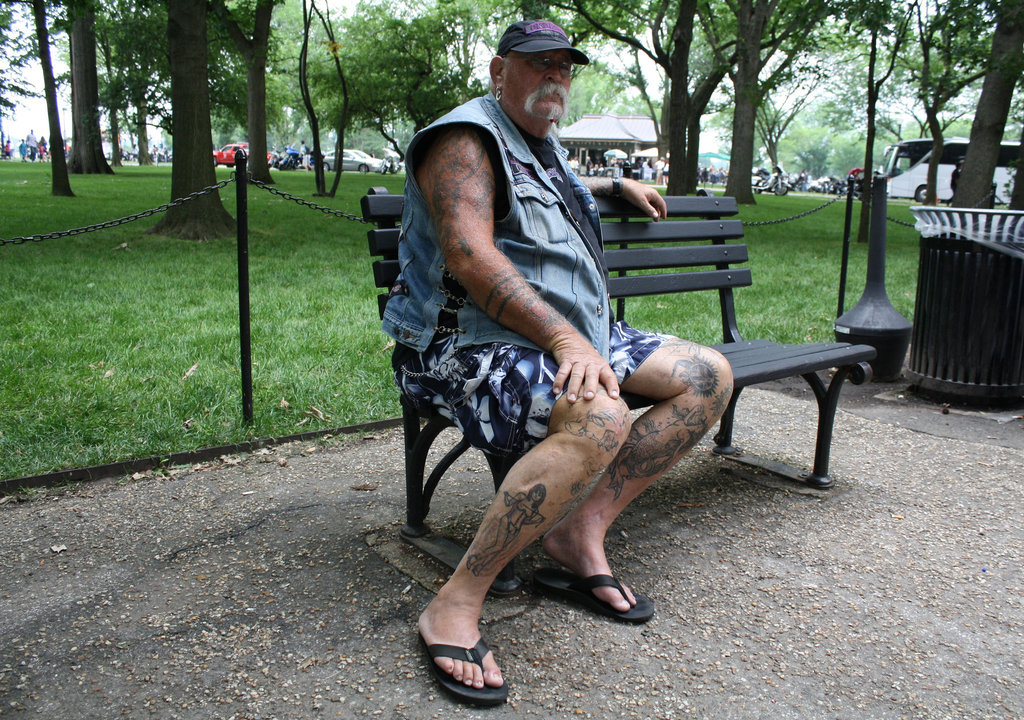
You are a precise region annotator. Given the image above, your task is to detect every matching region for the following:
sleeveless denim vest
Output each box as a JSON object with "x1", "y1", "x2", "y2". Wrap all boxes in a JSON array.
[{"x1": 382, "y1": 94, "x2": 610, "y2": 357}]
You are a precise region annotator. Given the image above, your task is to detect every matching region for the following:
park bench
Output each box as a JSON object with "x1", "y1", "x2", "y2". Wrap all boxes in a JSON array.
[{"x1": 362, "y1": 187, "x2": 876, "y2": 590}]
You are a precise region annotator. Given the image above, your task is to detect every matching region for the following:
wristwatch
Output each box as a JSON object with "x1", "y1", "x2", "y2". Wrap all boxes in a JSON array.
[{"x1": 611, "y1": 177, "x2": 623, "y2": 197}]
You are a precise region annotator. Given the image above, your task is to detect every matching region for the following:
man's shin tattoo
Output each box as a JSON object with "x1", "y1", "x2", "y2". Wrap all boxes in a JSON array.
[{"x1": 465, "y1": 483, "x2": 547, "y2": 577}]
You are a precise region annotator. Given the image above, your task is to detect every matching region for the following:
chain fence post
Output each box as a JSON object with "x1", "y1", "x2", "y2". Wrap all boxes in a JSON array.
[{"x1": 235, "y1": 149, "x2": 254, "y2": 425}]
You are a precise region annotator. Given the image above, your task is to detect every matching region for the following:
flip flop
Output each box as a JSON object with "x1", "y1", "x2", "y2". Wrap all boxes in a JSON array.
[
  {"x1": 534, "y1": 567, "x2": 655, "y2": 624},
  {"x1": 418, "y1": 632, "x2": 508, "y2": 706}
]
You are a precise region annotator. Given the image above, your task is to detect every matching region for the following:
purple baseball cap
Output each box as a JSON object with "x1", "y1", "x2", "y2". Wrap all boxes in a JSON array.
[{"x1": 496, "y1": 20, "x2": 589, "y2": 65}]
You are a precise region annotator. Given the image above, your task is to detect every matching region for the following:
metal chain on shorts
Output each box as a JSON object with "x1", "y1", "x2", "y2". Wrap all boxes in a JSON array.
[
  {"x1": 246, "y1": 176, "x2": 370, "y2": 223},
  {"x1": 0, "y1": 178, "x2": 233, "y2": 246}
]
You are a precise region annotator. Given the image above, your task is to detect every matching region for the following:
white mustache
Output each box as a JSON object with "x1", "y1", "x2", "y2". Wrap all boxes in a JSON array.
[{"x1": 525, "y1": 82, "x2": 569, "y2": 122}]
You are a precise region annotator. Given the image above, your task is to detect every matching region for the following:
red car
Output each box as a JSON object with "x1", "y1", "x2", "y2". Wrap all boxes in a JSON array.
[{"x1": 213, "y1": 142, "x2": 271, "y2": 167}]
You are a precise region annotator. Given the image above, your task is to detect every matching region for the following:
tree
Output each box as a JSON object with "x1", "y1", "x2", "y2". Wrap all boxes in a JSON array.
[
  {"x1": 148, "y1": 0, "x2": 234, "y2": 240},
  {"x1": 96, "y1": 0, "x2": 171, "y2": 166},
  {"x1": 954, "y1": 0, "x2": 1024, "y2": 208},
  {"x1": 68, "y1": 9, "x2": 114, "y2": 174},
  {"x1": 339, "y1": 0, "x2": 491, "y2": 146},
  {"x1": 0, "y1": 3, "x2": 35, "y2": 133},
  {"x1": 30, "y1": 0, "x2": 73, "y2": 197},
  {"x1": 754, "y1": 69, "x2": 822, "y2": 168},
  {"x1": 706, "y1": 0, "x2": 830, "y2": 204},
  {"x1": 834, "y1": 0, "x2": 911, "y2": 241},
  {"x1": 298, "y1": 0, "x2": 327, "y2": 194},
  {"x1": 209, "y1": 0, "x2": 276, "y2": 183},
  {"x1": 907, "y1": 0, "x2": 989, "y2": 204},
  {"x1": 562, "y1": 0, "x2": 728, "y2": 195}
]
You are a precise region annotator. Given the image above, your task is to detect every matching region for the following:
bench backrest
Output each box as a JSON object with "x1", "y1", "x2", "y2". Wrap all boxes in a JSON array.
[{"x1": 361, "y1": 187, "x2": 749, "y2": 344}]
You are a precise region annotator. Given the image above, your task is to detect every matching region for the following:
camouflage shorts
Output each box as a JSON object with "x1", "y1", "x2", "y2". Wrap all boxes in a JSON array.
[{"x1": 394, "y1": 321, "x2": 668, "y2": 456}]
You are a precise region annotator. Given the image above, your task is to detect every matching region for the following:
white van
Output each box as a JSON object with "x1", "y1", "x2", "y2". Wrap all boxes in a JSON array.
[{"x1": 881, "y1": 137, "x2": 1017, "y2": 203}]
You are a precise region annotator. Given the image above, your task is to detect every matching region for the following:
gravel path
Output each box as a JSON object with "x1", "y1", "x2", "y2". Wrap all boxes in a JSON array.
[{"x1": 1, "y1": 386, "x2": 1021, "y2": 719}]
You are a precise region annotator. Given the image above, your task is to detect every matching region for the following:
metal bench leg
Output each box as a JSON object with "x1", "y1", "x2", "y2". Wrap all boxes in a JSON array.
[
  {"x1": 800, "y1": 371, "x2": 837, "y2": 488},
  {"x1": 802, "y1": 361, "x2": 873, "y2": 489},
  {"x1": 712, "y1": 387, "x2": 743, "y2": 456},
  {"x1": 400, "y1": 399, "x2": 429, "y2": 537}
]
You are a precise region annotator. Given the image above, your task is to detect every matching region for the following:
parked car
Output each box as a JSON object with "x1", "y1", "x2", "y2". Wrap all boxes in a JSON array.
[
  {"x1": 323, "y1": 148, "x2": 386, "y2": 173},
  {"x1": 213, "y1": 142, "x2": 272, "y2": 167}
]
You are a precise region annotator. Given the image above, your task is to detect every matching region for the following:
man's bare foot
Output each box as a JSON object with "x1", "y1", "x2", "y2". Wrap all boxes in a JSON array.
[
  {"x1": 541, "y1": 518, "x2": 638, "y2": 612},
  {"x1": 418, "y1": 594, "x2": 504, "y2": 691}
]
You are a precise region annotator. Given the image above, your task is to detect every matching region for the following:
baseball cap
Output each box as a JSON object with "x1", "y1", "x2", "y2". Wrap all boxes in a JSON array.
[{"x1": 496, "y1": 20, "x2": 589, "y2": 65}]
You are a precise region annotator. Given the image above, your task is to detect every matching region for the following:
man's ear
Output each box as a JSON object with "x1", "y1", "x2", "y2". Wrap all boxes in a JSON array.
[{"x1": 489, "y1": 56, "x2": 506, "y2": 90}]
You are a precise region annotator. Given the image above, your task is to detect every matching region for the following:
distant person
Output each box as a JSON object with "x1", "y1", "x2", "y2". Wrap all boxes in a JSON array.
[
  {"x1": 26, "y1": 130, "x2": 38, "y2": 161},
  {"x1": 38, "y1": 137, "x2": 48, "y2": 161},
  {"x1": 949, "y1": 157, "x2": 964, "y2": 205},
  {"x1": 19, "y1": 139, "x2": 27, "y2": 161}
]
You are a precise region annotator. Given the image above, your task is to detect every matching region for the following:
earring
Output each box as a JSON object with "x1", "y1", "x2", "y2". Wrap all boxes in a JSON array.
[{"x1": 495, "y1": 87, "x2": 503, "y2": 101}]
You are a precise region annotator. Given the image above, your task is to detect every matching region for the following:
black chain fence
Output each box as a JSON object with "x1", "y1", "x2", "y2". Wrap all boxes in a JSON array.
[
  {"x1": 744, "y1": 193, "x2": 845, "y2": 227},
  {"x1": 247, "y1": 177, "x2": 369, "y2": 223},
  {"x1": 0, "y1": 177, "x2": 236, "y2": 245},
  {"x1": 0, "y1": 172, "x2": 377, "y2": 248}
]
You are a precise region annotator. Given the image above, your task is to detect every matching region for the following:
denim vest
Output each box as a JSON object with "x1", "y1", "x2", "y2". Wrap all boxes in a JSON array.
[{"x1": 382, "y1": 94, "x2": 610, "y2": 357}]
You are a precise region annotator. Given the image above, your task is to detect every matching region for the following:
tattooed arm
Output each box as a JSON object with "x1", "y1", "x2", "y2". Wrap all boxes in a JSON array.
[
  {"x1": 415, "y1": 125, "x2": 619, "y2": 402},
  {"x1": 580, "y1": 176, "x2": 667, "y2": 221}
]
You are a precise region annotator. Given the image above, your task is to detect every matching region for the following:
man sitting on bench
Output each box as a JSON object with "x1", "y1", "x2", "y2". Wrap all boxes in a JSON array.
[{"x1": 382, "y1": 19, "x2": 734, "y2": 705}]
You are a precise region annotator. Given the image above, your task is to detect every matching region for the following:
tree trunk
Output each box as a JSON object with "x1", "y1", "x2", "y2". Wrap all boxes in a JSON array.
[
  {"x1": 68, "y1": 12, "x2": 114, "y2": 175},
  {"x1": 1009, "y1": 123, "x2": 1024, "y2": 211},
  {"x1": 211, "y1": 0, "x2": 274, "y2": 183},
  {"x1": 665, "y1": 0, "x2": 698, "y2": 196},
  {"x1": 31, "y1": 0, "x2": 73, "y2": 196},
  {"x1": 299, "y1": 0, "x2": 326, "y2": 195},
  {"x1": 923, "y1": 116, "x2": 943, "y2": 205},
  {"x1": 136, "y1": 100, "x2": 152, "y2": 166},
  {"x1": 109, "y1": 109, "x2": 123, "y2": 168},
  {"x1": 723, "y1": 36, "x2": 760, "y2": 204},
  {"x1": 954, "y1": 3, "x2": 1024, "y2": 208},
  {"x1": 97, "y1": 28, "x2": 122, "y2": 168},
  {"x1": 149, "y1": 0, "x2": 234, "y2": 240}
]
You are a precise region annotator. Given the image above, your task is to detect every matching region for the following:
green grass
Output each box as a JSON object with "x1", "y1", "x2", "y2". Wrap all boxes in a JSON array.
[{"x1": 0, "y1": 163, "x2": 920, "y2": 481}]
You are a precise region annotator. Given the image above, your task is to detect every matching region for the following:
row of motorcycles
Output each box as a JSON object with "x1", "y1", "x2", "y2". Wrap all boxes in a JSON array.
[{"x1": 751, "y1": 165, "x2": 849, "y2": 196}]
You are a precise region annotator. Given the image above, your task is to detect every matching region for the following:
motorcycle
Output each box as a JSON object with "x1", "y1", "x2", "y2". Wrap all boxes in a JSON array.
[
  {"x1": 752, "y1": 165, "x2": 789, "y2": 196},
  {"x1": 271, "y1": 145, "x2": 302, "y2": 170}
]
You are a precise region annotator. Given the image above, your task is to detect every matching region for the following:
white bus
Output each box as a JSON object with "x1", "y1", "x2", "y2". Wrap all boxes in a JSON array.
[{"x1": 881, "y1": 137, "x2": 1018, "y2": 203}]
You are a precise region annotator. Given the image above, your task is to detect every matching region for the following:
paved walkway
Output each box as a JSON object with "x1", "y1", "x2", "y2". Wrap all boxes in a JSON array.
[{"x1": 1, "y1": 384, "x2": 1022, "y2": 719}]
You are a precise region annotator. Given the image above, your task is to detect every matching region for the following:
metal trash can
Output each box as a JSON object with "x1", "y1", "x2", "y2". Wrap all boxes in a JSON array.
[{"x1": 907, "y1": 208, "x2": 1024, "y2": 405}]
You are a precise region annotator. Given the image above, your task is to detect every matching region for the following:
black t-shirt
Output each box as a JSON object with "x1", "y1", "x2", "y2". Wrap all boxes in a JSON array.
[{"x1": 519, "y1": 130, "x2": 604, "y2": 269}]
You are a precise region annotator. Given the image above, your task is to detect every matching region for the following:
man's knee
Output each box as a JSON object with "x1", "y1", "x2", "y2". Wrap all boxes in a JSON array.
[{"x1": 550, "y1": 393, "x2": 632, "y2": 461}]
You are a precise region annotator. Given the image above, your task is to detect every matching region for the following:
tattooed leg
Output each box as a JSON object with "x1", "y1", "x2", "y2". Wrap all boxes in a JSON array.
[
  {"x1": 542, "y1": 339, "x2": 734, "y2": 611},
  {"x1": 419, "y1": 391, "x2": 630, "y2": 686}
]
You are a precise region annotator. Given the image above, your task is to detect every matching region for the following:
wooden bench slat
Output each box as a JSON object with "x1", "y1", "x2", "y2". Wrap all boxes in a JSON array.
[
  {"x1": 360, "y1": 193, "x2": 404, "y2": 224},
  {"x1": 718, "y1": 342, "x2": 876, "y2": 385},
  {"x1": 608, "y1": 269, "x2": 751, "y2": 298},
  {"x1": 604, "y1": 244, "x2": 748, "y2": 271},
  {"x1": 368, "y1": 227, "x2": 401, "y2": 256},
  {"x1": 600, "y1": 219, "x2": 744, "y2": 244},
  {"x1": 372, "y1": 259, "x2": 400, "y2": 291},
  {"x1": 595, "y1": 195, "x2": 739, "y2": 218}
]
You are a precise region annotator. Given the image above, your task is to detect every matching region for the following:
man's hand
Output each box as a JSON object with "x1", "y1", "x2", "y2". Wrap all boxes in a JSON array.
[
  {"x1": 621, "y1": 178, "x2": 667, "y2": 221},
  {"x1": 549, "y1": 333, "x2": 620, "y2": 403}
]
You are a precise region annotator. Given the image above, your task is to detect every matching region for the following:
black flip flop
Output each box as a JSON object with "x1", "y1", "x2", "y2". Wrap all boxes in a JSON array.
[
  {"x1": 534, "y1": 567, "x2": 655, "y2": 623},
  {"x1": 418, "y1": 632, "x2": 508, "y2": 706}
]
